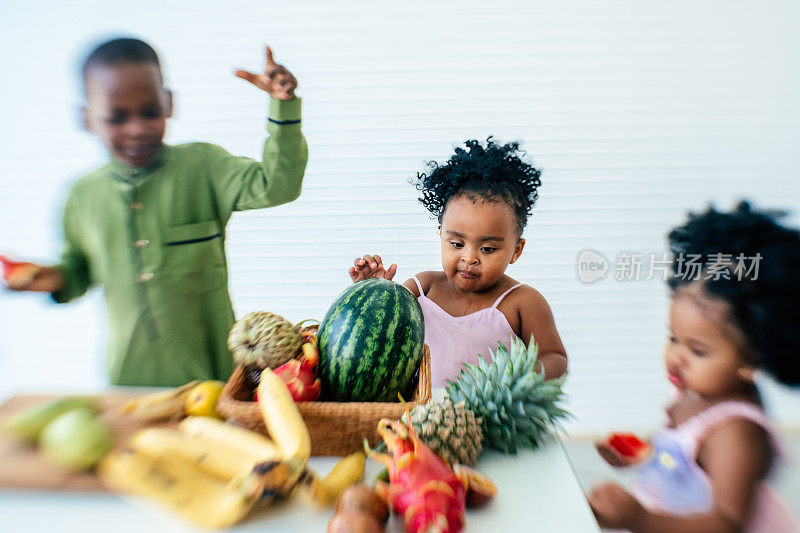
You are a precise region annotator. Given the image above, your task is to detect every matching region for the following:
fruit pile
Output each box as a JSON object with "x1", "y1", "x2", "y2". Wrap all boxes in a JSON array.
[
  {"x1": 358, "y1": 404, "x2": 498, "y2": 533},
  {"x1": 228, "y1": 311, "x2": 322, "y2": 402},
  {"x1": 100, "y1": 366, "x2": 314, "y2": 529},
  {"x1": 1, "y1": 280, "x2": 571, "y2": 531},
  {"x1": 403, "y1": 335, "x2": 570, "y2": 466},
  {"x1": 227, "y1": 278, "x2": 426, "y2": 406}
]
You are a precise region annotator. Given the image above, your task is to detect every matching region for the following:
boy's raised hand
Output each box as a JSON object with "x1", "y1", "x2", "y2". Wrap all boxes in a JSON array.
[
  {"x1": 349, "y1": 255, "x2": 397, "y2": 283},
  {"x1": 235, "y1": 46, "x2": 297, "y2": 100}
]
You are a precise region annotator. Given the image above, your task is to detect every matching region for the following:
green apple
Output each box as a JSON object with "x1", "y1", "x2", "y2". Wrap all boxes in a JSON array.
[{"x1": 39, "y1": 408, "x2": 114, "y2": 470}]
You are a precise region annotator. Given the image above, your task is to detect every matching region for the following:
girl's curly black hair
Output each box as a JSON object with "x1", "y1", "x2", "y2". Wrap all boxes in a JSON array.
[
  {"x1": 667, "y1": 201, "x2": 800, "y2": 385},
  {"x1": 413, "y1": 138, "x2": 542, "y2": 237}
]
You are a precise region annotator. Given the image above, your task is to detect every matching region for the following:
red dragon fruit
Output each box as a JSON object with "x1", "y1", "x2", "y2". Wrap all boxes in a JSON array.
[
  {"x1": 366, "y1": 406, "x2": 466, "y2": 533},
  {"x1": 272, "y1": 341, "x2": 321, "y2": 401}
]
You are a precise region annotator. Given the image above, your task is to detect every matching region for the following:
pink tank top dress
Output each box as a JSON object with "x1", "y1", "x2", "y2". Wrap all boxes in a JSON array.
[
  {"x1": 411, "y1": 276, "x2": 523, "y2": 387},
  {"x1": 630, "y1": 400, "x2": 799, "y2": 532}
]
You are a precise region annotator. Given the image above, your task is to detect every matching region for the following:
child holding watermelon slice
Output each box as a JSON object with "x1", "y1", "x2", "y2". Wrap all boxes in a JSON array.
[
  {"x1": 349, "y1": 138, "x2": 568, "y2": 386},
  {"x1": 588, "y1": 202, "x2": 800, "y2": 532},
  {"x1": 2, "y1": 38, "x2": 308, "y2": 387}
]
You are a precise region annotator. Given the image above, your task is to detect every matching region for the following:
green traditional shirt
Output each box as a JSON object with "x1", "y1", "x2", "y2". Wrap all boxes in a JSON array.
[{"x1": 53, "y1": 98, "x2": 308, "y2": 386}]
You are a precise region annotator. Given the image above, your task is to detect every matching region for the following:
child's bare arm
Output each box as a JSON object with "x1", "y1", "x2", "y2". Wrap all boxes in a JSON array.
[
  {"x1": 694, "y1": 419, "x2": 772, "y2": 530},
  {"x1": 517, "y1": 287, "x2": 567, "y2": 379},
  {"x1": 206, "y1": 45, "x2": 307, "y2": 220},
  {"x1": 235, "y1": 46, "x2": 297, "y2": 100}
]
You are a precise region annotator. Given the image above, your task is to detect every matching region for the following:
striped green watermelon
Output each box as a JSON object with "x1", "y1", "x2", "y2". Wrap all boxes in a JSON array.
[{"x1": 318, "y1": 278, "x2": 425, "y2": 402}]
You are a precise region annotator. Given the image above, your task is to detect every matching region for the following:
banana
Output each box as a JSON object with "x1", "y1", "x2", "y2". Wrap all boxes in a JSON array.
[
  {"x1": 98, "y1": 448, "x2": 256, "y2": 530},
  {"x1": 178, "y1": 416, "x2": 280, "y2": 462},
  {"x1": 298, "y1": 451, "x2": 366, "y2": 507},
  {"x1": 257, "y1": 368, "x2": 311, "y2": 472},
  {"x1": 120, "y1": 381, "x2": 199, "y2": 422},
  {"x1": 1, "y1": 396, "x2": 98, "y2": 443},
  {"x1": 129, "y1": 427, "x2": 259, "y2": 483}
]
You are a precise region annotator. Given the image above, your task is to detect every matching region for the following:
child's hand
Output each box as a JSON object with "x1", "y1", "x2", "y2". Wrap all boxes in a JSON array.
[
  {"x1": 588, "y1": 481, "x2": 645, "y2": 530},
  {"x1": 234, "y1": 46, "x2": 297, "y2": 100},
  {"x1": 349, "y1": 255, "x2": 397, "y2": 283},
  {"x1": 595, "y1": 432, "x2": 651, "y2": 467},
  {"x1": 3, "y1": 264, "x2": 63, "y2": 293}
]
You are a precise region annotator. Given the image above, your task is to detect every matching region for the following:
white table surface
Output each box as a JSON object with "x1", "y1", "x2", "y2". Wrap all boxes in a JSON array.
[{"x1": 0, "y1": 439, "x2": 599, "y2": 533}]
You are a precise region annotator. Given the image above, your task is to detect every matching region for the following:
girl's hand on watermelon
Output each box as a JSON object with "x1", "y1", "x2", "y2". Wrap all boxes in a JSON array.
[
  {"x1": 349, "y1": 254, "x2": 397, "y2": 283},
  {"x1": 595, "y1": 433, "x2": 651, "y2": 467}
]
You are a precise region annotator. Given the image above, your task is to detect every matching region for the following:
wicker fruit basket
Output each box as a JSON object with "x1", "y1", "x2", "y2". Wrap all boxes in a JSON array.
[{"x1": 218, "y1": 345, "x2": 431, "y2": 456}]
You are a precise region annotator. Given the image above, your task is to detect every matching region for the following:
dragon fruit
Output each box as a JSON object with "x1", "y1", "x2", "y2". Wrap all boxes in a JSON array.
[
  {"x1": 366, "y1": 406, "x2": 466, "y2": 533},
  {"x1": 273, "y1": 343, "x2": 321, "y2": 402}
]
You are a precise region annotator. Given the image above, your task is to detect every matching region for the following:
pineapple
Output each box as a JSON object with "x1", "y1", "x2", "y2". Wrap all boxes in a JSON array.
[
  {"x1": 227, "y1": 311, "x2": 303, "y2": 370},
  {"x1": 403, "y1": 398, "x2": 484, "y2": 466},
  {"x1": 446, "y1": 336, "x2": 570, "y2": 453}
]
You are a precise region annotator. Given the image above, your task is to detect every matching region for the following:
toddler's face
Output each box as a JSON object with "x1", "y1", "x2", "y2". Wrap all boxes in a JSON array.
[
  {"x1": 439, "y1": 195, "x2": 524, "y2": 293},
  {"x1": 83, "y1": 63, "x2": 171, "y2": 168},
  {"x1": 664, "y1": 287, "x2": 752, "y2": 399}
]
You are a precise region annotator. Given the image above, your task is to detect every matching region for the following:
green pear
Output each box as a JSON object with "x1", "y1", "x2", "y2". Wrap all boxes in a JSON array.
[
  {"x1": 39, "y1": 408, "x2": 114, "y2": 470},
  {"x1": 2, "y1": 397, "x2": 97, "y2": 443}
]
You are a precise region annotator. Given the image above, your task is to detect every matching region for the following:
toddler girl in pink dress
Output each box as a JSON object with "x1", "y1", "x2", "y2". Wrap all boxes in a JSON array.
[
  {"x1": 589, "y1": 202, "x2": 800, "y2": 532},
  {"x1": 349, "y1": 138, "x2": 567, "y2": 386}
]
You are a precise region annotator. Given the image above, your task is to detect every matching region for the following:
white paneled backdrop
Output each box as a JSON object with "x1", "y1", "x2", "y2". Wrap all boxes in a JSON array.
[{"x1": 1, "y1": 1, "x2": 799, "y2": 434}]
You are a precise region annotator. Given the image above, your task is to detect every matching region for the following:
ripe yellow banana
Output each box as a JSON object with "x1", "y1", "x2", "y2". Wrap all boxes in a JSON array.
[
  {"x1": 178, "y1": 416, "x2": 279, "y2": 462},
  {"x1": 298, "y1": 451, "x2": 366, "y2": 507},
  {"x1": 120, "y1": 381, "x2": 199, "y2": 422},
  {"x1": 97, "y1": 448, "x2": 257, "y2": 530},
  {"x1": 129, "y1": 427, "x2": 259, "y2": 483},
  {"x1": 257, "y1": 368, "x2": 311, "y2": 475}
]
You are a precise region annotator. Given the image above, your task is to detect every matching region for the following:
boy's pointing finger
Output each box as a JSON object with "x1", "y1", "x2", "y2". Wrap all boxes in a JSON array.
[{"x1": 234, "y1": 69, "x2": 258, "y2": 84}]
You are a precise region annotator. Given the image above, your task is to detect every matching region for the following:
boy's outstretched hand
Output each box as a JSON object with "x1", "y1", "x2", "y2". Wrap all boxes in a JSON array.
[
  {"x1": 2, "y1": 263, "x2": 63, "y2": 293},
  {"x1": 235, "y1": 46, "x2": 297, "y2": 100},
  {"x1": 349, "y1": 255, "x2": 397, "y2": 283}
]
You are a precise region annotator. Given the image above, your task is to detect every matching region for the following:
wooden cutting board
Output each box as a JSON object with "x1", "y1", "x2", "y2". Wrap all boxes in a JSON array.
[{"x1": 0, "y1": 393, "x2": 173, "y2": 492}]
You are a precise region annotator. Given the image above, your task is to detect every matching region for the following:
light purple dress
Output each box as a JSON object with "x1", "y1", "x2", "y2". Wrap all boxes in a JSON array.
[
  {"x1": 631, "y1": 399, "x2": 799, "y2": 532},
  {"x1": 411, "y1": 276, "x2": 523, "y2": 387}
]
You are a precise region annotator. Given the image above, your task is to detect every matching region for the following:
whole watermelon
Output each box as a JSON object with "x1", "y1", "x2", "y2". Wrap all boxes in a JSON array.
[{"x1": 318, "y1": 278, "x2": 425, "y2": 402}]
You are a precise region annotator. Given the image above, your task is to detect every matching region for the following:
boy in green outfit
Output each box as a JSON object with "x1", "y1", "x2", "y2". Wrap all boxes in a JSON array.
[{"x1": 4, "y1": 38, "x2": 308, "y2": 386}]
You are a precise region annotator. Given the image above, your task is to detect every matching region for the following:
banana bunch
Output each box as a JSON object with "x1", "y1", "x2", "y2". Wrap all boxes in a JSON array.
[
  {"x1": 119, "y1": 381, "x2": 200, "y2": 422},
  {"x1": 99, "y1": 369, "x2": 313, "y2": 529}
]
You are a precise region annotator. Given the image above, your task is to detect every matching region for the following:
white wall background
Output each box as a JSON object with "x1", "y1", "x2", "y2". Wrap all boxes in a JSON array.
[{"x1": 1, "y1": 0, "x2": 799, "y2": 434}]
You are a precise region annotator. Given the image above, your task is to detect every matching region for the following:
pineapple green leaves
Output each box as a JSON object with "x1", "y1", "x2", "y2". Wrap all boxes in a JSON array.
[{"x1": 446, "y1": 336, "x2": 571, "y2": 454}]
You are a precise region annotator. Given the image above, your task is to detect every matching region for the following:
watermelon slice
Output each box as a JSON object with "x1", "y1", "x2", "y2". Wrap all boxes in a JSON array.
[{"x1": 608, "y1": 432, "x2": 651, "y2": 460}]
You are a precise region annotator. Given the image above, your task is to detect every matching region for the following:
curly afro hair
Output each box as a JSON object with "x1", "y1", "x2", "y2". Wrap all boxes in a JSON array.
[
  {"x1": 667, "y1": 201, "x2": 800, "y2": 386},
  {"x1": 413, "y1": 138, "x2": 542, "y2": 237}
]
